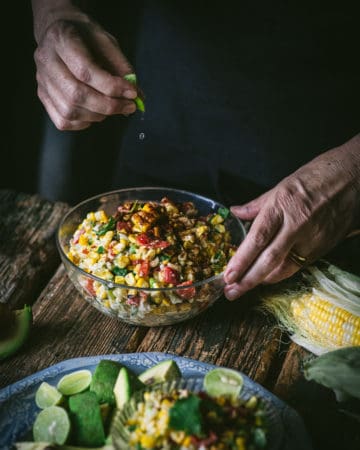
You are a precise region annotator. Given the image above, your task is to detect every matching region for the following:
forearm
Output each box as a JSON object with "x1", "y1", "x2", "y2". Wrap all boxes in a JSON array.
[{"x1": 31, "y1": 0, "x2": 90, "y2": 43}]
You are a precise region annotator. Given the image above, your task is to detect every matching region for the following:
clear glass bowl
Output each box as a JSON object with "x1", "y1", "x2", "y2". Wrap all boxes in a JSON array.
[{"x1": 56, "y1": 187, "x2": 246, "y2": 326}]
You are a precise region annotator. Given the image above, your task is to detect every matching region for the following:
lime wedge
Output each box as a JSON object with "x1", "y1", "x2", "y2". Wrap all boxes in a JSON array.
[
  {"x1": 124, "y1": 73, "x2": 137, "y2": 84},
  {"x1": 124, "y1": 73, "x2": 145, "y2": 112},
  {"x1": 203, "y1": 367, "x2": 244, "y2": 398},
  {"x1": 33, "y1": 406, "x2": 71, "y2": 444},
  {"x1": 35, "y1": 382, "x2": 63, "y2": 409},
  {"x1": 57, "y1": 369, "x2": 92, "y2": 396}
]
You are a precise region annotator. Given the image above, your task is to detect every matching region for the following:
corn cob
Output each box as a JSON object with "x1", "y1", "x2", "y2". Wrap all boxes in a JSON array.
[{"x1": 291, "y1": 293, "x2": 360, "y2": 348}]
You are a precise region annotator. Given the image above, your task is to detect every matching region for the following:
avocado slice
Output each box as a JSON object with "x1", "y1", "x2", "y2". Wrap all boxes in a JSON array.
[
  {"x1": 0, "y1": 304, "x2": 32, "y2": 360},
  {"x1": 113, "y1": 367, "x2": 145, "y2": 409},
  {"x1": 90, "y1": 360, "x2": 124, "y2": 405},
  {"x1": 138, "y1": 359, "x2": 181, "y2": 385},
  {"x1": 69, "y1": 391, "x2": 105, "y2": 447}
]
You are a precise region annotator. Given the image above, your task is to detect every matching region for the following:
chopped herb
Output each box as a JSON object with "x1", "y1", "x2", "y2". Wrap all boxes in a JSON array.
[
  {"x1": 129, "y1": 200, "x2": 139, "y2": 213},
  {"x1": 218, "y1": 207, "x2": 230, "y2": 219},
  {"x1": 97, "y1": 246, "x2": 105, "y2": 254},
  {"x1": 112, "y1": 266, "x2": 128, "y2": 277},
  {"x1": 169, "y1": 394, "x2": 203, "y2": 436},
  {"x1": 96, "y1": 216, "x2": 116, "y2": 236},
  {"x1": 149, "y1": 278, "x2": 155, "y2": 288},
  {"x1": 88, "y1": 238, "x2": 93, "y2": 245},
  {"x1": 159, "y1": 254, "x2": 170, "y2": 262}
]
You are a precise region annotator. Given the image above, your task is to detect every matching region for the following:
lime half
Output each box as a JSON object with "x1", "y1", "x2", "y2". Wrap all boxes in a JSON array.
[
  {"x1": 203, "y1": 367, "x2": 244, "y2": 398},
  {"x1": 33, "y1": 405, "x2": 70, "y2": 444},
  {"x1": 57, "y1": 369, "x2": 92, "y2": 396},
  {"x1": 35, "y1": 382, "x2": 63, "y2": 409}
]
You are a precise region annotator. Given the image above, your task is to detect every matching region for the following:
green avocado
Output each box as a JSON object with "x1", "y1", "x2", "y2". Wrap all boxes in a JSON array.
[
  {"x1": 113, "y1": 366, "x2": 145, "y2": 409},
  {"x1": 0, "y1": 304, "x2": 32, "y2": 360},
  {"x1": 138, "y1": 359, "x2": 181, "y2": 385}
]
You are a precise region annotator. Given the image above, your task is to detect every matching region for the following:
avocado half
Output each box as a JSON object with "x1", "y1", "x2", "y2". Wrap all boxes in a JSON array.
[{"x1": 0, "y1": 304, "x2": 32, "y2": 360}]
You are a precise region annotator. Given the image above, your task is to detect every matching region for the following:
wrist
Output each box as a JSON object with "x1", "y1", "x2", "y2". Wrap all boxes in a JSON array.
[{"x1": 31, "y1": 0, "x2": 90, "y2": 43}]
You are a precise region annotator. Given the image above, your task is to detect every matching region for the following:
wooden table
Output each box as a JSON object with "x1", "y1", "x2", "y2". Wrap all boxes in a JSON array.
[{"x1": 0, "y1": 189, "x2": 359, "y2": 450}]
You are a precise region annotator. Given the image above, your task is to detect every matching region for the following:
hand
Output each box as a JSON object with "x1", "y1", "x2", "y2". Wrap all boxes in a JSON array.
[
  {"x1": 32, "y1": 1, "x2": 138, "y2": 130},
  {"x1": 224, "y1": 134, "x2": 360, "y2": 300}
]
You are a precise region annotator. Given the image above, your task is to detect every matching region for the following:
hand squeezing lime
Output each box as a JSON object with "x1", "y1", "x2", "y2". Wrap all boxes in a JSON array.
[
  {"x1": 124, "y1": 73, "x2": 145, "y2": 112},
  {"x1": 204, "y1": 367, "x2": 244, "y2": 398}
]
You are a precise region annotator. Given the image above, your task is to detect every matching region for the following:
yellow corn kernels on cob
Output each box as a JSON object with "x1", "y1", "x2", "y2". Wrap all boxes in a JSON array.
[{"x1": 291, "y1": 293, "x2": 360, "y2": 348}]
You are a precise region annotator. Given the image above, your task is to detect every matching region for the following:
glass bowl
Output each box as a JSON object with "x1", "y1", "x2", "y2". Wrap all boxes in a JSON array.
[{"x1": 56, "y1": 187, "x2": 246, "y2": 326}]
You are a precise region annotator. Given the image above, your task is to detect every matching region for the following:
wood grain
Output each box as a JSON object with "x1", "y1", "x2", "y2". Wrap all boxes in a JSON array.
[
  {"x1": 0, "y1": 190, "x2": 68, "y2": 309},
  {"x1": 1, "y1": 190, "x2": 360, "y2": 450}
]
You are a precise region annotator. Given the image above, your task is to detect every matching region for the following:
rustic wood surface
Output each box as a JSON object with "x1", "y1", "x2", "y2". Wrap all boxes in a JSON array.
[{"x1": 0, "y1": 189, "x2": 359, "y2": 450}]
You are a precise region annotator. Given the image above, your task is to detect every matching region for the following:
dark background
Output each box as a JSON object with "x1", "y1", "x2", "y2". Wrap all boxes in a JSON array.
[{"x1": 3, "y1": 3, "x2": 43, "y2": 195}]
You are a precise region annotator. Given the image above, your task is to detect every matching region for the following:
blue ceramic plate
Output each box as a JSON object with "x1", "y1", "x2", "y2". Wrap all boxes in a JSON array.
[{"x1": 0, "y1": 352, "x2": 312, "y2": 450}]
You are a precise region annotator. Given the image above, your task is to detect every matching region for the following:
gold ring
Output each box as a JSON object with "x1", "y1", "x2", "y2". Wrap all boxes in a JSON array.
[{"x1": 288, "y1": 250, "x2": 308, "y2": 266}]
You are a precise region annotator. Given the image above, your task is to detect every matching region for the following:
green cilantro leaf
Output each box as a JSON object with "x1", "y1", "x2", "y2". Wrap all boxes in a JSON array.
[
  {"x1": 112, "y1": 266, "x2": 128, "y2": 277},
  {"x1": 97, "y1": 246, "x2": 105, "y2": 254},
  {"x1": 96, "y1": 216, "x2": 116, "y2": 236},
  {"x1": 169, "y1": 394, "x2": 203, "y2": 436},
  {"x1": 218, "y1": 207, "x2": 230, "y2": 219}
]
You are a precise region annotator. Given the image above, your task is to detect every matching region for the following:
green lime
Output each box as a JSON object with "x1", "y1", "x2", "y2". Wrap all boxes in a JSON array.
[
  {"x1": 57, "y1": 369, "x2": 92, "y2": 396},
  {"x1": 35, "y1": 382, "x2": 63, "y2": 409},
  {"x1": 123, "y1": 73, "x2": 145, "y2": 112},
  {"x1": 33, "y1": 405, "x2": 70, "y2": 444},
  {"x1": 203, "y1": 367, "x2": 244, "y2": 398}
]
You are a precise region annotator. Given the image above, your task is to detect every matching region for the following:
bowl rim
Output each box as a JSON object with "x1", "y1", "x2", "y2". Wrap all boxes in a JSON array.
[{"x1": 56, "y1": 186, "x2": 246, "y2": 293}]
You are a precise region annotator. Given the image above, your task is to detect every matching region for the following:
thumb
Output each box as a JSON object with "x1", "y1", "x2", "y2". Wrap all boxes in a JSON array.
[{"x1": 230, "y1": 192, "x2": 269, "y2": 220}]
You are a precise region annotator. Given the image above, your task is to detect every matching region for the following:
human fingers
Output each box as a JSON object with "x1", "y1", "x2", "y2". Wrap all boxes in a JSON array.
[
  {"x1": 38, "y1": 87, "x2": 92, "y2": 131},
  {"x1": 230, "y1": 192, "x2": 270, "y2": 221},
  {"x1": 45, "y1": 21, "x2": 137, "y2": 99},
  {"x1": 36, "y1": 54, "x2": 136, "y2": 120},
  {"x1": 94, "y1": 30, "x2": 134, "y2": 77},
  {"x1": 262, "y1": 259, "x2": 300, "y2": 284},
  {"x1": 224, "y1": 205, "x2": 283, "y2": 285},
  {"x1": 224, "y1": 224, "x2": 297, "y2": 300}
]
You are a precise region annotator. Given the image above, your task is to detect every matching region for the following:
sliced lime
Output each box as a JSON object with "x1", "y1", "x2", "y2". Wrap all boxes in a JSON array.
[
  {"x1": 57, "y1": 369, "x2": 92, "y2": 396},
  {"x1": 33, "y1": 406, "x2": 70, "y2": 445},
  {"x1": 123, "y1": 73, "x2": 145, "y2": 112},
  {"x1": 35, "y1": 382, "x2": 63, "y2": 409},
  {"x1": 203, "y1": 367, "x2": 244, "y2": 398}
]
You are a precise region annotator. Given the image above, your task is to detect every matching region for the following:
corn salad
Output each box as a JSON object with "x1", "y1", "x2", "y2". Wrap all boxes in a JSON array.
[
  {"x1": 67, "y1": 197, "x2": 236, "y2": 317},
  {"x1": 124, "y1": 387, "x2": 267, "y2": 450}
]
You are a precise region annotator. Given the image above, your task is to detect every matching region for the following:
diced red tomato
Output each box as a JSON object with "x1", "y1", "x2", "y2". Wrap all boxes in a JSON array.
[
  {"x1": 139, "y1": 260, "x2": 150, "y2": 277},
  {"x1": 126, "y1": 295, "x2": 140, "y2": 306},
  {"x1": 136, "y1": 233, "x2": 151, "y2": 246},
  {"x1": 162, "y1": 266, "x2": 180, "y2": 285},
  {"x1": 151, "y1": 240, "x2": 170, "y2": 249},
  {"x1": 116, "y1": 221, "x2": 132, "y2": 232},
  {"x1": 139, "y1": 291, "x2": 149, "y2": 303},
  {"x1": 85, "y1": 278, "x2": 96, "y2": 296},
  {"x1": 136, "y1": 233, "x2": 170, "y2": 249},
  {"x1": 82, "y1": 248, "x2": 89, "y2": 255},
  {"x1": 176, "y1": 280, "x2": 196, "y2": 300}
]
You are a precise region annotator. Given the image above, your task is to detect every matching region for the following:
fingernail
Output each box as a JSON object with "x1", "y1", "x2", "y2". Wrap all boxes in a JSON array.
[
  {"x1": 123, "y1": 90, "x2": 137, "y2": 99},
  {"x1": 224, "y1": 269, "x2": 237, "y2": 284},
  {"x1": 225, "y1": 288, "x2": 239, "y2": 301}
]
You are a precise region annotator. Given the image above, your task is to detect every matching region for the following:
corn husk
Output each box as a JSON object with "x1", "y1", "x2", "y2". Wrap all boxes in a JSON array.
[
  {"x1": 304, "y1": 346, "x2": 360, "y2": 404},
  {"x1": 260, "y1": 261, "x2": 360, "y2": 355}
]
